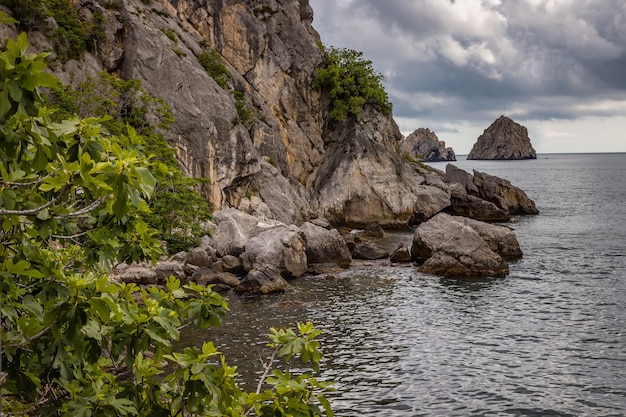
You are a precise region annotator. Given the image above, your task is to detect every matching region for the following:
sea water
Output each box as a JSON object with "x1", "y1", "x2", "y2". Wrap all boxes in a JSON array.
[{"x1": 186, "y1": 153, "x2": 626, "y2": 416}]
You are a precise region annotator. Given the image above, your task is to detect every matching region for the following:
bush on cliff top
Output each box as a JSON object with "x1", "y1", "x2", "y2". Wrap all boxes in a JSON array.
[{"x1": 314, "y1": 46, "x2": 393, "y2": 124}]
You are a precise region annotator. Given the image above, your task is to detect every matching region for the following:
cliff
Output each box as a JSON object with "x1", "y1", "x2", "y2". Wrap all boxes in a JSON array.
[
  {"x1": 400, "y1": 128, "x2": 456, "y2": 162},
  {"x1": 467, "y1": 115, "x2": 537, "y2": 160},
  {"x1": 0, "y1": 0, "x2": 453, "y2": 228}
]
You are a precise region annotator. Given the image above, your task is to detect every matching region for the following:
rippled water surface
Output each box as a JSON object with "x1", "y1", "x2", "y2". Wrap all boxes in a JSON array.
[{"x1": 186, "y1": 153, "x2": 626, "y2": 416}]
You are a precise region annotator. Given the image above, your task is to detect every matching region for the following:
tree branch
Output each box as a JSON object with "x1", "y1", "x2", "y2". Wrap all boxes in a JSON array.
[
  {"x1": 53, "y1": 197, "x2": 105, "y2": 219},
  {"x1": 0, "y1": 193, "x2": 63, "y2": 216}
]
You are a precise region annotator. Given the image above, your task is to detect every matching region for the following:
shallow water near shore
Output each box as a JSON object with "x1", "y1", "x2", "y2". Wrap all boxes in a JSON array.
[{"x1": 183, "y1": 153, "x2": 626, "y2": 416}]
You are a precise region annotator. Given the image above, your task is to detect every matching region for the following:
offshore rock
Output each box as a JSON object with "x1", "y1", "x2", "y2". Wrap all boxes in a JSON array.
[
  {"x1": 411, "y1": 213, "x2": 511, "y2": 277},
  {"x1": 468, "y1": 116, "x2": 537, "y2": 160},
  {"x1": 400, "y1": 128, "x2": 456, "y2": 162}
]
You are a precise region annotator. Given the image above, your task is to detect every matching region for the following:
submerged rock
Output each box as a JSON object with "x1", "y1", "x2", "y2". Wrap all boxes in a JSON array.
[{"x1": 468, "y1": 116, "x2": 537, "y2": 160}]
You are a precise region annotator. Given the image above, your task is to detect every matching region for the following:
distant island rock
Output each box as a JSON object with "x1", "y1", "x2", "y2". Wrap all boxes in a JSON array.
[
  {"x1": 467, "y1": 116, "x2": 537, "y2": 160},
  {"x1": 400, "y1": 128, "x2": 456, "y2": 162}
]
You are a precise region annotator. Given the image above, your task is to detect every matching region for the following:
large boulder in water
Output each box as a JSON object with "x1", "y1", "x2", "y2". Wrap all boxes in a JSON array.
[
  {"x1": 468, "y1": 116, "x2": 537, "y2": 160},
  {"x1": 400, "y1": 128, "x2": 456, "y2": 162},
  {"x1": 472, "y1": 170, "x2": 539, "y2": 215},
  {"x1": 411, "y1": 213, "x2": 514, "y2": 277},
  {"x1": 236, "y1": 267, "x2": 288, "y2": 294}
]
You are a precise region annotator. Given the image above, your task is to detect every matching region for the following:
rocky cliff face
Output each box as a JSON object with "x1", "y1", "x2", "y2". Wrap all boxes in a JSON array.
[
  {"x1": 2, "y1": 0, "x2": 457, "y2": 228},
  {"x1": 400, "y1": 128, "x2": 456, "y2": 162},
  {"x1": 467, "y1": 116, "x2": 537, "y2": 160},
  {"x1": 2, "y1": 0, "x2": 541, "y2": 234}
]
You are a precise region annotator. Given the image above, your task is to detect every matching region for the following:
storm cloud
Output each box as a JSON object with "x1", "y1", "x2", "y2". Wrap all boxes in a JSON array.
[{"x1": 308, "y1": 0, "x2": 626, "y2": 153}]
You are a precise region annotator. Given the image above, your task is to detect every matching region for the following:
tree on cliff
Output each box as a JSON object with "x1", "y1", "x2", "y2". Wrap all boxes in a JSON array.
[
  {"x1": 314, "y1": 46, "x2": 392, "y2": 124},
  {"x1": 0, "y1": 17, "x2": 333, "y2": 416}
]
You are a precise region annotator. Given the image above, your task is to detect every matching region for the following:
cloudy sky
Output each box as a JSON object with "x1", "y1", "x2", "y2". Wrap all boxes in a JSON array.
[{"x1": 308, "y1": 0, "x2": 626, "y2": 154}]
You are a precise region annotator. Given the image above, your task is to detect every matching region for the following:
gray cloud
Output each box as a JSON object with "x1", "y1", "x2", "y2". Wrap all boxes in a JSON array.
[{"x1": 309, "y1": 0, "x2": 626, "y2": 135}]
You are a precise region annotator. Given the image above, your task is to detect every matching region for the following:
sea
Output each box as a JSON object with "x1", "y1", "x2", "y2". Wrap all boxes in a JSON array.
[{"x1": 185, "y1": 153, "x2": 626, "y2": 416}]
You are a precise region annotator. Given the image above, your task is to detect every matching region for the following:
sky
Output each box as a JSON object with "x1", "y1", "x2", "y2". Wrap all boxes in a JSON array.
[{"x1": 308, "y1": 0, "x2": 626, "y2": 154}]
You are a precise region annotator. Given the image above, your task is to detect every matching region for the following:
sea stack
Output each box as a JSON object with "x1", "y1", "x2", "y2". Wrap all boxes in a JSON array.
[
  {"x1": 467, "y1": 116, "x2": 537, "y2": 160},
  {"x1": 400, "y1": 128, "x2": 456, "y2": 162}
]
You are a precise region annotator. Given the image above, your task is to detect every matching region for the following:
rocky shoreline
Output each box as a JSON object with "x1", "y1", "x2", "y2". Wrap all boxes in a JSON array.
[{"x1": 113, "y1": 164, "x2": 538, "y2": 294}]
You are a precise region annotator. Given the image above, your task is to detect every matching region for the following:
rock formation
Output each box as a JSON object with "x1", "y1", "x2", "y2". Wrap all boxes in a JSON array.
[
  {"x1": 410, "y1": 213, "x2": 521, "y2": 277},
  {"x1": 468, "y1": 116, "x2": 537, "y2": 160},
  {"x1": 444, "y1": 164, "x2": 539, "y2": 219},
  {"x1": 1, "y1": 2, "x2": 540, "y2": 282},
  {"x1": 400, "y1": 128, "x2": 456, "y2": 162}
]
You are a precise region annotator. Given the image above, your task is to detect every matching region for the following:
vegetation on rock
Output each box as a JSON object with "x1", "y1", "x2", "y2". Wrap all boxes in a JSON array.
[
  {"x1": 0, "y1": 21, "x2": 333, "y2": 416},
  {"x1": 314, "y1": 46, "x2": 392, "y2": 124},
  {"x1": 0, "y1": 0, "x2": 106, "y2": 61},
  {"x1": 50, "y1": 71, "x2": 211, "y2": 253}
]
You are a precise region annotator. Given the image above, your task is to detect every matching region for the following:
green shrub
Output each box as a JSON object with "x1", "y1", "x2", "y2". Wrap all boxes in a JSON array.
[
  {"x1": 197, "y1": 49, "x2": 230, "y2": 89},
  {"x1": 0, "y1": 23, "x2": 334, "y2": 416},
  {"x1": 49, "y1": 71, "x2": 210, "y2": 252},
  {"x1": 233, "y1": 89, "x2": 254, "y2": 128},
  {"x1": 314, "y1": 46, "x2": 393, "y2": 124},
  {"x1": 0, "y1": 0, "x2": 106, "y2": 61},
  {"x1": 161, "y1": 27, "x2": 178, "y2": 43}
]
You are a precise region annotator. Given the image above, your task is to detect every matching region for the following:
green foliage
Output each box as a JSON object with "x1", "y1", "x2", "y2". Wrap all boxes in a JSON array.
[
  {"x1": 233, "y1": 89, "x2": 254, "y2": 128},
  {"x1": 49, "y1": 71, "x2": 210, "y2": 252},
  {"x1": 1, "y1": 23, "x2": 333, "y2": 417},
  {"x1": 314, "y1": 46, "x2": 393, "y2": 124},
  {"x1": 161, "y1": 28, "x2": 178, "y2": 43},
  {"x1": 0, "y1": 0, "x2": 105, "y2": 61},
  {"x1": 198, "y1": 49, "x2": 231, "y2": 89}
]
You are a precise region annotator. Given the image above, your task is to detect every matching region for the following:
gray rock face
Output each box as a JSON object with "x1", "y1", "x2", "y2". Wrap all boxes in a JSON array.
[
  {"x1": 300, "y1": 222, "x2": 352, "y2": 268},
  {"x1": 312, "y1": 108, "x2": 451, "y2": 227},
  {"x1": 468, "y1": 116, "x2": 537, "y2": 160},
  {"x1": 213, "y1": 208, "x2": 258, "y2": 257},
  {"x1": 241, "y1": 223, "x2": 308, "y2": 278},
  {"x1": 400, "y1": 128, "x2": 456, "y2": 162},
  {"x1": 472, "y1": 170, "x2": 539, "y2": 215},
  {"x1": 443, "y1": 164, "x2": 539, "y2": 219},
  {"x1": 352, "y1": 241, "x2": 389, "y2": 260},
  {"x1": 446, "y1": 183, "x2": 510, "y2": 222},
  {"x1": 411, "y1": 213, "x2": 512, "y2": 277},
  {"x1": 236, "y1": 267, "x2": 289, "y2": 294}
]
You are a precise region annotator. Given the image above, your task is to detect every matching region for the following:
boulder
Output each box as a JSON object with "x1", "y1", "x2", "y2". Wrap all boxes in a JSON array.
[
  {"x1": 352, "y1": 241, "x2": 389, "y2": 260},
  {"x1": 212, "y1": 208, "x2": 258, "y2": 257},
  {"x1": 390, "y1": 243, "x2": 412, "y2": 263},
  {"x1": 446, "y1": 183, "x2": 510, "y2": 222},
  {"x1": 444, "y1": 164, "x2": 479, "y2": 195},
  {"x1": 155, "y1": 261, "x2": 186, "y2": 283},
  {"x1": 236, "y1": 267, "x2": 289, "y2": 294},
  {"x1": 241, "y1": 224, "x2": 307, "y2": 278},
  {"x1": 459, "y1": 217, "x2": 523, "y2": 260},
  {"x1": 115, "y1": 264, "x2": 158, "y2": 285},
  {"x1": 400, "y1": 128, "x2": 456, "y2": 162},
  {"x1": 192, "y1": 269, "x2": 241, "y2": 288},
  {"x1": 411, "y1": 213, "x2": 511, "y2": 277},
  {"x1": 300, "y1": 222, "x2": 352, "y2": 268},
  {"x1": 467, "y1": 116, "x2": 537, "y2": 160},
  {"x1": 185, "y1": 247, "x2": 214, "y2": 268},
  {"x1": 472, "y1": 170, "x2": 539, "y2": 215},
  {"x1": 313, "y1": 107, "x2": 451, "y2": 228},
  {"x1": 221, "y1": 255, "x2": 244, "y2": 273}
]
